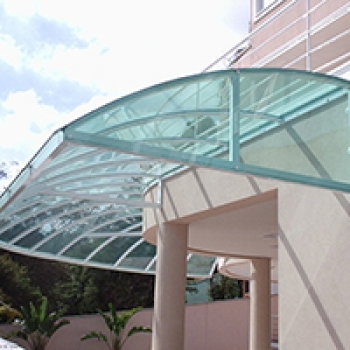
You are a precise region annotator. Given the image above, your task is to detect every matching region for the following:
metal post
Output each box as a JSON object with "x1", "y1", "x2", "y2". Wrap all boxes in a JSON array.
[{"x1": 229, "y1": 72, "x2": 241, "y2": 167}]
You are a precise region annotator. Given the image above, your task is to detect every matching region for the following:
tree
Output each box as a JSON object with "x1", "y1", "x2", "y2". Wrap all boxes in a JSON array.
[
  {"x1": 0, "y1": 253, "x2": 41, "y2": 309},
  {"x1": 81, "y1": 303, "x2": 151, "y2": 350},
  {"x1": 7, "y1": 296, "x2": 69, "y2": 350},
  {"x1": 0, "y1": 250, "x2": 154, "y2": 316},
  {"x1": 53, "y1": 265, "x2": 98, "y2": 315},
  {"x1": 10, "y1": 253, "x2": 68, "y2": 310},
  {"x1": 209, "y1": 273, "x2": 241, "y2": 301},
  {"x1": 92, "y1": 270, "x2": 154, "y2": 311}
]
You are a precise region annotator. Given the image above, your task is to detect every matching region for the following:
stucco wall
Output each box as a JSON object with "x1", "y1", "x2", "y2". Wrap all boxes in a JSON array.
[
  {"x1": 240, "y1": 0, "x2": 350, "y2": 72},
  {"x1": 0, "y1": 297, "x2": 278, "y2": 350},
  {"x1": 278, "y1": 184, "x2": 350, "y2": 349},
  {"x1": 144, "y1": 153, "x2": 350, "y2": 349}
]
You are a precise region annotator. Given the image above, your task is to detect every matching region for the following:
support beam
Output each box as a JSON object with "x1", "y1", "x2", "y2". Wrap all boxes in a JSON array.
[
  {"x1": 152, "y1": 223, "x2": 188, "y2": 350},
  {"x1": 250, "y1": 258, "x2": 271, "y2": 350}
]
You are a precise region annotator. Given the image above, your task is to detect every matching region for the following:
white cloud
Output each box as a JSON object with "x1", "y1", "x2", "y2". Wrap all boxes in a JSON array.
[
  {"x1": 0, "y1": 0, "x2": 250, "y2": 165},
  {"x1": 0, "y1": 89, "x2": 114, "y2": 163},
  {"x1": 0, "y1": 90, "x2": 62, "y2": 155},
  {"x1": 1, "y1": 0, "x2": 37, "y2": 18},
  {"x1": 17, "y1": 0, "x2": 247, "y2": 95},
  {"x1": 0, "y1": 33, "x2": 22, "y2": 69}
]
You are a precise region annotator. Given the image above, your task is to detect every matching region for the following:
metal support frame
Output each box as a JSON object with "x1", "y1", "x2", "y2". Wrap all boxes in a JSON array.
[{"x1": 229, "y1": 73, "x2": 240, "y2": 167}]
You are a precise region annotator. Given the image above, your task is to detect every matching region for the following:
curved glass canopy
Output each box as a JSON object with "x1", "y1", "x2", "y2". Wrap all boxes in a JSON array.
[{"x1": 0, "y1": 68, "x2": 349, "y2": 278}]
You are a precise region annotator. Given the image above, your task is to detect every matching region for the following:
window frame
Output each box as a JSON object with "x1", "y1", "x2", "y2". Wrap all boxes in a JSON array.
[{"x1": 254, "y1": 0, "x2": 285, "y2": 22}]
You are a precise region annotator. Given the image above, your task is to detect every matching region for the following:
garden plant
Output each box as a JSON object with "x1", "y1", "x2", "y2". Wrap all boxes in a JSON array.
[
  {"x1": 7, "y1": 296, "x2": 69, "y2": 350},
  {"x1": 81, "y1": 303, "x2": 151, "y2": 350}
]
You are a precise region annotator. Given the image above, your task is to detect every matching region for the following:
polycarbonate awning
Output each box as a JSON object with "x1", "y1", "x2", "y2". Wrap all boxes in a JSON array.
[{"x1": 0, "y1": 68, "x2": 349, "y2": 278}]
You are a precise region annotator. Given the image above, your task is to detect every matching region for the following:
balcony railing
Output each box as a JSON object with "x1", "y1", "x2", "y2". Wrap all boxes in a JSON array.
[{"x1": 271, "y1": 314, "x2": 278, "y2": 344}]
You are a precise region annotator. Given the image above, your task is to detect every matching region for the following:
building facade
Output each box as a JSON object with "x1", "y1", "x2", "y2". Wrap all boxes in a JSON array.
[
  {"x1": 0, "y1": 1, "x2": 350, "y2": 350},
  {"x1": 207, "y1": 0, "x2": 350, "y2": 78},
  {"x1": 204, "y1": 1, "x2": 350, "y2": 349}
]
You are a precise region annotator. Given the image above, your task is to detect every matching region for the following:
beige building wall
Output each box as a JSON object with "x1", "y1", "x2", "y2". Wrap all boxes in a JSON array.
[
  {"x1": 144, "y1": 154, "x2": 350, "y2": 349},
  {"x1": 278, "y1": 184, "x2": 350, "y2": 349},
  {"x1": 199, "y1": 2, "x2": 350, "y2": 346},
  {"x1": 226, "y1": 0, "x2": 350, "y2": 74}
]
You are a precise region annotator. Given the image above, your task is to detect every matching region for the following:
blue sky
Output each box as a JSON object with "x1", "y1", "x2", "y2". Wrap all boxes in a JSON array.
[{"x1": 0, "y1": 0, "x2": 249, "y2": 164}]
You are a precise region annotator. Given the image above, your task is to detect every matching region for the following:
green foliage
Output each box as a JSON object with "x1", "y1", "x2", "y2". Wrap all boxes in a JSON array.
[
  {"x1": 209, "y1": 274, "x2": 241, "y2": 301},
  {"x1": 11, "y1": 254, "x2": 67, "y2": 308},
  {"x1": 0, "y1": 250, "x2": 154, "y2": 316},
  {"x1": 7, "y1": 296, "x2": 70, "y2": 350},
  {"x1": 92, "y1": 270, "x2": 154, "y2": 311},
  {"x1": 53, "y1": 265, "x2": 98, "y2": 315},
  {"x1": 0, "y1": 301, "x2": 21, "y2": 323},
  {"x1": 0, "y1": 253, "x2": 42, "y2": 308},
  {"x1": 81, "y1": 303, "x2": 151, "y2": 350}
]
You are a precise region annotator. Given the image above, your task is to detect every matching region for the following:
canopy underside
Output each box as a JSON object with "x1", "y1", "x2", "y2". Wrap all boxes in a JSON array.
[{"x1": 0, "y1": 68, "x2": 349, "y2": 278}]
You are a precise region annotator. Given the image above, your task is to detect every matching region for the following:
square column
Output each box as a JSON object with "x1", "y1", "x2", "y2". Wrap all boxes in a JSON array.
[
  {"x1": 250, "y1": 258, "x2": 271, "y2": 350},
  {"x1": 152, "y1": 223, "x2": 188, "y2": 350}
]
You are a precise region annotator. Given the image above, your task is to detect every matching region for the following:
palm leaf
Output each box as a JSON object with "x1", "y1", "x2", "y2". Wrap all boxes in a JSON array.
[
  {"x1": 82, "y1": 305, "x2": 151, "y2": 350},
  {"x1": 6, "y1": 330, "x2": 28, "y2": 341},
  {"x1": 127, "y1": 325, "x2": 152, "y2": 338},
  {"x1": 7, "y1": 296, "x2": 70, "y2": 350},
  {"x1": 38, "y1": 297, "x2": 48, "y2": 323},
  {"x1": 98, "y1": 308, "x2": 114, "y2": 331},
  {"x1": 81, "y1": 331, "x2": 108, "y2": 343},
  {"x1": 48, "y1": 318, "x2": 70, "y2": 337}
]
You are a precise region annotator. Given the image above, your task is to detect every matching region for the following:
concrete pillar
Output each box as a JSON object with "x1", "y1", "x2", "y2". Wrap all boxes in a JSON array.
[
  {"x1": 152, "y1": 223, "x2": 188, "y2": 350},
  {"x1": 250, "y1": 258, "x2": 271, "y2": 350}
]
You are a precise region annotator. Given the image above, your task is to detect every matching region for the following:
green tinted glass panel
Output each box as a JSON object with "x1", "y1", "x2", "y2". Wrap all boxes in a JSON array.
[
  {"x1": 90, "y1": 236, "x2": 141, "y2": 264},
  {"x1": 63, "y1": 237, "x2": 108, "y2": 259},
  {"x1": 187, "y1": 255, "x2": 217, "y2": 277},
  {"x1": 0, "y1": 68, "x2": 349, "y2": 277},
  {"x1": 118, "y1": 241, "x2": 156, "y2": 270}
]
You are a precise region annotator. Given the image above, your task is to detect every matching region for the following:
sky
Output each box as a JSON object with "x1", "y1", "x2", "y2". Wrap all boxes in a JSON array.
[{"x1": 0, "y1": 0, "x2": 250, "y2": 165}]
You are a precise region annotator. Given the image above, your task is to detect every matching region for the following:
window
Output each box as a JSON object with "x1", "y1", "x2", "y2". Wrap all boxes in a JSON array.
[{"x1": 255, "y1": 0, "x2": 281, "y2": 18}]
